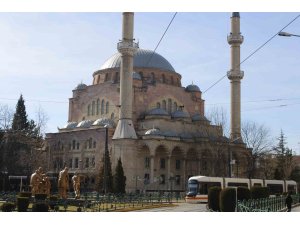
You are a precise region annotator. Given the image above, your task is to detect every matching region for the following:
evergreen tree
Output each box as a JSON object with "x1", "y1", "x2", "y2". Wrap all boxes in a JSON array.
[
  {"x1": 273, "y1": 130, "x2": 293, "y2": 180},
  {"x1": 12, "y1": 95, "x2": 29, "y2": 131},
  {"x1": 96, "y1": 152, "x2": 113, "y2": 193},
  {"x1": 113, "y1": 158, "x2": 126, "y2": 194}
]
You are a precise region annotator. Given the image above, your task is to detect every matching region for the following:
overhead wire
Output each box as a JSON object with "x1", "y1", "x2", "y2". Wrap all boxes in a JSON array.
[{"x1": 202, "y1": 14, "x2": 300, "y2": 94}]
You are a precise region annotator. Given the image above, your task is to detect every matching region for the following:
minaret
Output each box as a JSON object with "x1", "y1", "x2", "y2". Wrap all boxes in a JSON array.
[
  {"x1": 227, "y1": 12, "x2": 244, "y2": 141},
  {"x1": 113, "y1": 12, "x2": 138, "y2": 139}
]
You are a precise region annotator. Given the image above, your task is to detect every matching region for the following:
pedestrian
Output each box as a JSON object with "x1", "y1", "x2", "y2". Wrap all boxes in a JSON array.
[{"x1": 285, "y1": 192, "x2": 293, "y2": 212}]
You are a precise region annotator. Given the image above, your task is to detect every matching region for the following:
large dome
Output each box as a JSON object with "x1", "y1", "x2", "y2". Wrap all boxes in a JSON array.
[{"x1": 100, "y1": 49, "x2": 175, "y2": 72}]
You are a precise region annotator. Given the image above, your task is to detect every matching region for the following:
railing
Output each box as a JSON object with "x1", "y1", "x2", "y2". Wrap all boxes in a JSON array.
[
  {"x1": 0, "y1": 192, "x2": 184, "y2": 212},
  {"x1": 237, "y1": 194, "x2": 300, "y2": 212}
]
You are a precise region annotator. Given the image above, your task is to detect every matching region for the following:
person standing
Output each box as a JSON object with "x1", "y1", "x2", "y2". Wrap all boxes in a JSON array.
[{"x1": 285, "y1": 192, "x2": 293, "y2": 212}]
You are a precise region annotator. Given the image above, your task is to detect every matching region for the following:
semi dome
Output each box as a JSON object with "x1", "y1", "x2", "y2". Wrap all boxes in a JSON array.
[
  {"x1": 171, "y1": 110, "x2": 190, "y2": 119},
  {"x1": 191, "y1": 113, "x2": 209, "y2": 122},
  {"x1": 76, "y1": 120, "x2": 93, "y2": 128},
  {"x1": 185, "y1": 84, "x2": 200, "y2": 92},
  {"x1": 74, "y1": 83, "x2": 87, "y2": 90},
  {"x1": 63, "y1": 122, "x2": 78, "y2": 129},
  {"x1": 100, "y1": 48, "x2": 175, "y2": 72},
  {"x1": 145, "y1": 128, "x2": 162, "y2": 136},
  {"x1": 93, "y1": 118, "x2": 115, "y2": 127},
  {"x1": 146, "y1": 108, "x2": 169, "y2": 116}
]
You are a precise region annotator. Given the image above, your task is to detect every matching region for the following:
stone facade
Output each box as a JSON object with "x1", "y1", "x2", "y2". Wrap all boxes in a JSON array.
[{"x1": 45, "y1": 47, "x2": 250, "y2": 193}]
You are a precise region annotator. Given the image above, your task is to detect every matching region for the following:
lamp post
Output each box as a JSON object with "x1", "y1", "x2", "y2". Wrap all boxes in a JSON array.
[
  {"x1": 278, "y1": 31, "x2": 300, "y2": 37},
  {"x1": 228, "y1": 137, "x2": 241, "y2": 178},
  {"x1": 2, "y1": 167, "x2": 8, "y2": 192}
]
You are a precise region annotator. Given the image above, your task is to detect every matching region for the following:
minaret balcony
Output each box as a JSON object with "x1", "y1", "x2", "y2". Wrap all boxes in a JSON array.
[
  {"x1": 117, "y1": 40, "x2": 139, "y2": 55},
  {"x1": 227, "y1": 34, "x2": 244, "y2": 44},
  {"x1": 227, "y1": 70, "x2": 244, "y2": 80}
]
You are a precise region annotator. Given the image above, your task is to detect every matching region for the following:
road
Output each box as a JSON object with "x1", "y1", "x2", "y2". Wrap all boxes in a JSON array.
[{"x1": 134, "y1": 202, "x2": 208, "y2": 212}]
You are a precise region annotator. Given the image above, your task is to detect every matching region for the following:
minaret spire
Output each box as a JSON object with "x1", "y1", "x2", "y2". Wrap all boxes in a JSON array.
[
  {"x1": 227, "y1": 12, "x2": 244, "y2": 141},
  {"x1": 113, "y1": 12, "x2": 138, "y2": 139}
]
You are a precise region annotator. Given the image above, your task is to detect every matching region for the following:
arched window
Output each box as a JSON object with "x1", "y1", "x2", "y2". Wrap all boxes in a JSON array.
[
  {"x1": 96, "y1": 99, "x2": 100, "y2": 115},
  {"x1": 72, "y1": 140, "x2": 76, "y2": 150},
  {"x1": 173, "y1": 102, "x2": 178, "y2": 112},
  {"x1": 106, "y1": 101, "x2": 109, "y2": 114},
  {"x1": 96, "y1": 75, "x2": 100, "y2": 84},
  {"x1": 162, "y1": 100, "x2": 166, "y2": 110},
  {"x1": 105, "y1": 73, "x2": 108, "y2": 82},
  {"x1": 157, "y1": 102, "x2": 161, "y2": 108},
  {"x1": 92, "y1": 101, "x2": 95, "y2": 115},
  {"x1": 87, "y1": 104, "x2": 91, "y2": 116},
  {"x1": 88, "y1": 138, "x2": 92, "y2": 149},
  {"x1": 93, "y1": 141, "x2": 96, "y2": 148},
  {"x1": 77, "y1": 142, "x2": 80, "y2": 150},
  {"x1": 114, "y1": 72, "x2": 119, "y2": 83},
  {"x1": 171, "y1": 76, "x2": 174, "y2": 85},
  {"x1": 101, "y1": 100, "x2": 105, "y2": 114},
  {"x1": 111, "y1": 112, "x2": 115, "y2": 120},
  {"x1": 162, "y1": 74, "x2": 166, "y2": 83},
  {"x1": 151, "y1": 72, "x2": 155, "y2": 82},
  {"x1": 168, "y1": 98, "x2": 172, "y2": 113}
]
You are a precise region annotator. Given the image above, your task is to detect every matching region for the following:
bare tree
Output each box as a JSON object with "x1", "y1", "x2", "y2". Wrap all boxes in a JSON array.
[
  {"x1": 0, "y1": 104, "x2": 14, "y2": 130},
  {"x1": 206, "y1": 106, "x2": 229, "y2": 137},
  {"x1": 241, "y1": 121, "x2": 273, "y2": 178},
  {"x1": 35, "y1": 105, "x2": 49, "y2": 137}
]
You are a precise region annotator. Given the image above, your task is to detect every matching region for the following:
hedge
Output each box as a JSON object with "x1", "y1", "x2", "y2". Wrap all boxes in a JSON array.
[
  {"x1": 1, "y1": 202, "x2": 16, "y2": 212},
  {"x1": 32, "y1": 203, "x2": 49, "y2": 212},
  {"x1": 250, "y1": 186, "x2": 269, "y2": 199},
  {"x1": 237, "y1": 187, "x2": 251, "y2": 201},
  {"x1": 208, "y1": 186, "x2": 221, "y2": 211},
  {"x1": 17, "y1": 197, "x2": 30, "y2": 212},
  {"x1": 220, "y1": 188, "x2": 236, "y2": 212}
]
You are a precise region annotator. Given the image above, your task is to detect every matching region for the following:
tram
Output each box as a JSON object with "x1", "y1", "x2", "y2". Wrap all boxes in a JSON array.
[{"x1": 185, "y1": 175, "x2": 298, "y2": 203}]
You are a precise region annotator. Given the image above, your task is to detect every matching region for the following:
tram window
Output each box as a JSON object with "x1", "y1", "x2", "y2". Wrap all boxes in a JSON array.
[
  {"x1": 199, "y1": 182, "x2": 221, "y2": 195},
  {"x1": 267, "y1": 184, "x2": 283, "y2": 195},
  {"x1": 253, "y1": 183, "x2": 262, "y2": 187},
  {"x1": 288, "y1": 185, "x2": 296, "y2": 194},
  {"x1": 227, "y1": 182, "x2": 248, "y2": 187}
]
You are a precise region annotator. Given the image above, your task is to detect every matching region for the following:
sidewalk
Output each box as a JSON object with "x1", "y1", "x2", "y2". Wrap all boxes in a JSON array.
[{"x1": 292, "y1": 204, "x2": 300, "y2": 212}]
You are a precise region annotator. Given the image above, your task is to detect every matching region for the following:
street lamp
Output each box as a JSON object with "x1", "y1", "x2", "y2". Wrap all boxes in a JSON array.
[
  {"x1": 278, "y1": 31, "x2": 300, "y2": 37},
  {"x1": 2, "y1": 167, "x2": 8, "y2": 192},
  {"x1": 228, "y1": 137, "x2": 241, "y2": 178}
]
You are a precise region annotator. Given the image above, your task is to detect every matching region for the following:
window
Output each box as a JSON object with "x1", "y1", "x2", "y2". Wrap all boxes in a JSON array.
[
  {"x1": 173, "y1": 102, "x2": 177, "y2": 112},
  {"x1": 101, "y1": 100, "x2": 105, "y2": 114},
  {"x1": 106, "y1": 101, "x2": 109, "y2": 114},
  {"x1": 93, "y1": 141, "x2": 96, "y2": 148},
  {"x1": 69, "y1": 158, "x2": 73, "y2": 168},
  {"x1": 92, "y1": 101, "x2": 95, "y2": 115},
  {"x1": 111, "y1": 113, "x2": 114, "y2": 120},
  {"x1": 160, "y1": 174, "x2": 165, "y2": 184},
  {"x1": 199, "y1": 182, "x2": 221, "y2": 195},
  {"x1": 175, "y1": 175, "x2": 181, "y2": 185},
  {"x1": 97, "y1": 99, "x2": 100, "y2": 115},
  {"x1": 171, "y1": 76, "x2": 174, "y2": 85},
  {"x1": 85, "y1": 158, "x2": 89, "y2": 168},
  {"x1": 77, "y1": 142, "x2": 80, "y2": 150},
  {"x1": 162, "y1": 74, "x2": 166, "y2": 83},
  {"x1": 168, "y1": 98, "x2": 172, "y2": 113},
  {"x1": 228, "y1": 182, "x2": 248, "y2": 188},
  {"x1": 105, "y1": 73, "x2": 108, "y2": 81},
  {"x1": 88, "y1": 138, "x2": 92, "y2": 149},
  {"x1": 75, "y1": 158, "x2": 79, "y2": 168},
  {"x1": 160, "y1": 158, "x2": 165, "y2": 169},
  {"x1": 144, "y1": 173, "x2": 150, "y2": 184},
  {"x1": 114, "y1": 72, "x2": 119, "y2": 83},
  {"x1": 145, "y1": 157, "x2": 150, "y2": 169},
  {"x1": 87, "y1": 104, "x2": 91, "y2": 116},
  {"x1": 91, "y1": 157, "x2": 95, "y2": 167},
  {"x1": 175, "y1": 160, "x2": 181, "y2": 170},
  {"x1": 157, "y1": 102, "x2": 161, "y2": 108},
  {"x1": 72, "y1": 140, "x2": 76, "y2": 150},
  {"x1": 162, "y1": 100, "x2": 166, "y2": 110}
]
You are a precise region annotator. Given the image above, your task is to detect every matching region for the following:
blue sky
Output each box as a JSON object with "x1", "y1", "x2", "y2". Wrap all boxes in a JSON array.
[{"x1": 1, "y1": 12, "x2": 300, "y2": 153}]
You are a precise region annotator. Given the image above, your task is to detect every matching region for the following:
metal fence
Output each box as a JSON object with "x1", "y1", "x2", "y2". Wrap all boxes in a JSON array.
[
  {"x1": 237, "y1": 194, "x2": 300, "y2": 212},
  {"x1": 0, "y1": 191, "x2": 185, "y2": 212}
]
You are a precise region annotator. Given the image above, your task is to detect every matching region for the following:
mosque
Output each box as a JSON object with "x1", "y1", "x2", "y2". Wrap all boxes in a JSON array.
[{"x1": 45, "y1": 12, "x2": 250, "y2": 193}]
